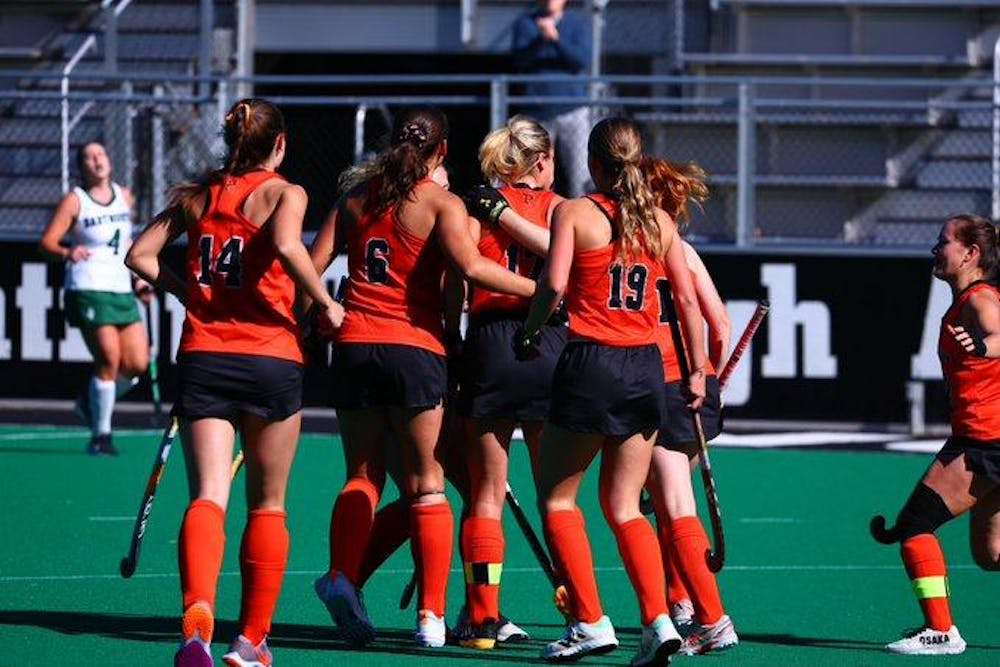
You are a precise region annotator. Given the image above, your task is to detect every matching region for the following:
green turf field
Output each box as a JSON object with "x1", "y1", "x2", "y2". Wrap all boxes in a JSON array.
[{"x1": 1, "y1": 424, "x2": 997, "y2": 666}]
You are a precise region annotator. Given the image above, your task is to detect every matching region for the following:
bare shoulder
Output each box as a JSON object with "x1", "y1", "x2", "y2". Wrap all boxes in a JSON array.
[
  {"x1": 426, "y1": 183, "x2": 465, "y2": 213},
  {"x1": 967, "y1": 285, "x2": 1000, "y2": 311}
]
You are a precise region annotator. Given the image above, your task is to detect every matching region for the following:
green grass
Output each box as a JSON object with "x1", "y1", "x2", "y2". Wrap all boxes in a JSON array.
[{"x1": 0, "y1": 425, "x2": 997, "y2": 665}]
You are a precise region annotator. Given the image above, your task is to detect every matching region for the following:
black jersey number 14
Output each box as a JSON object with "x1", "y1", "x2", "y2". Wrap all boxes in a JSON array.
[{"x1": 197, "y1": 235, "x2": 244, "y2": 287}]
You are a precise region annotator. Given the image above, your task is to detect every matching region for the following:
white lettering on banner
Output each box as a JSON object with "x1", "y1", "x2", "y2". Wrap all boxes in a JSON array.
[
  {"x1": 720, "y1": 300, "x2": 758, "y2": 407},
  {"x1": 0, "y1": 288, "x2": 10, "y2": 359},
  {"x1": 760, "y1": 264, "x2": 838, "y2": 379},
  {"x1": 911, "y1": 276, "x2": 949, "y2": 380},
  {"x1": 17, "y1": 263, "x2": 54, "y2": 361}
]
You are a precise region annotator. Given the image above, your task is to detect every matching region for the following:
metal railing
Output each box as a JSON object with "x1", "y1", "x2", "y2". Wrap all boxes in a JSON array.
[{"x1": 3, "y1": 67, "x2": 997, "y2": 251}]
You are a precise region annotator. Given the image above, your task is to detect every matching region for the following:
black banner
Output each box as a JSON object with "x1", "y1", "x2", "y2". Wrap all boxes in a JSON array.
[{"x1": 0, "y1": 241, "x2": 949, "y2": 423}]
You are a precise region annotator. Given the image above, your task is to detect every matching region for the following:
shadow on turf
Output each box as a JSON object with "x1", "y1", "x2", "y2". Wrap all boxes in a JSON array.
[{"x1": 0, "y1": 610, "x2": 619, "y2": 661}]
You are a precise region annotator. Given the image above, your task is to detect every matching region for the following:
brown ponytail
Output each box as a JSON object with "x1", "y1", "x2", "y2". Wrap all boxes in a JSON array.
[
  {"x1": 588, "y1": 118, "x2": 664, "y2": 260},
  {"x1": 167, "y1": 98, "x2": 285, "y2": 222}
]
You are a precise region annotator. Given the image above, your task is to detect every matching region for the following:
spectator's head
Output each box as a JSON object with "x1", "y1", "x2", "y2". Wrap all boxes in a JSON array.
[
  {"x1": 478, "y1": 115, "x2": 554, "y2": 189},
  {"x1": 537, "y1": 0, "x2": 567, "y2": 16},
  {"x1": 76, "y1": 141, "x2": 111, "y2": 187},
  {"x1": 587, "y1": 117, "x2": 663, "y2": 259},
  {"x1": 221, "y1": 98, "x2": 286, "y2": 175},
  {"x1": 639, "y1": 155, "x2": 709, "y2": 232},
  {"x1": 935, "y1": 213, "x2": 999, "y2": 282}
]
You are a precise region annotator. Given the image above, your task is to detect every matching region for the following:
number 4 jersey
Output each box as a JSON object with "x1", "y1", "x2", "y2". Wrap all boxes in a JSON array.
[
  {"x1": 180, "y1": 171, "x2": 303, "y2": 363},
  {"x1": 65, "y1": 183, "x2": 134, "y2": 293}
]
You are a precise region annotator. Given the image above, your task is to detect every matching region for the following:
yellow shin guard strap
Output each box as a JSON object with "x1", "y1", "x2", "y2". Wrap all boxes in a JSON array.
[
  {"x1": 912, "y1": 575, "x2": 949, "y2": 599},
  {"x1": 463, "y1": 561, "x2": 503, "y2": 585}
]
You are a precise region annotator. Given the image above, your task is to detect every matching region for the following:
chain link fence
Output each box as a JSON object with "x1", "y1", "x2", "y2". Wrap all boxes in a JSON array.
[{"x1": 0, "y1": 71, "x2": 995, "y2": 252}]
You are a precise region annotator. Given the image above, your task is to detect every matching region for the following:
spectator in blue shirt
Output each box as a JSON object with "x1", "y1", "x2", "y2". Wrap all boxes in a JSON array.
[{"x1": 512, "y1": 0, "x2": 593, "y2": 196}]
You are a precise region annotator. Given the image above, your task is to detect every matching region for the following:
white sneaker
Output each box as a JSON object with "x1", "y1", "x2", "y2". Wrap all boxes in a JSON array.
[
  {"x1": 314, "y1": 573, "x2": 376, "y2": 646},
  {"x1": 415, "y1": 609, "x2": 447, "y2": 648},
  {"x1": 630, "y1": 613, "x2": 681, "y2": 667},
  {"x1": 669, "y1": 599, "x2": 695, "y2": 636},
  {"x1": 541, "y1": 615, "x2": 619, "y2": 662},
  {"x1": 679, "y1": 614, "x2": 738, "y2": 655},
  {"x1": 497, "y1": 614, "x2": 530, "y2": 643},
  {"x1": 885, "y1": 626, "x2": 966, "y2": 655}
]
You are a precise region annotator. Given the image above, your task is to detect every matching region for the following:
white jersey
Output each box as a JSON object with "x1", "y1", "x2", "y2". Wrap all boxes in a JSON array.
[{"x1": 64, "y1": 183, "x2": 134, "y2": 293}]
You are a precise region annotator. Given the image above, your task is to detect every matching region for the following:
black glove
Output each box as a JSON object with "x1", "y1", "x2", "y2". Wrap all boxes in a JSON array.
[
  {"x1": 512, "y1": 327, "x2": 541, "y2": 361},
  {"x1": 465, "y1": 184, "x2": 510, "y2": 224}
]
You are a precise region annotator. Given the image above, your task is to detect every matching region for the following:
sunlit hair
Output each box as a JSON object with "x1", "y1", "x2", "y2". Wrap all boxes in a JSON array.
[
  {"x1": 478, "y1": 115, "x2": 552, "y2": 185},
  {"x1": 588, "y1": 117, "x2": 663, "y2": 260},
  {"x1": 357, "y1": 107, "x2": 449, "y2": 217},
  {"x1": 639, "y1": 155, "x2": 709, "y2": 232},
  {"x1": 168, "y1": 98, "x2": 285, "y2": 217},
  {"x1": 948, "y1": 213, "x2": 999, "y2": 281}
]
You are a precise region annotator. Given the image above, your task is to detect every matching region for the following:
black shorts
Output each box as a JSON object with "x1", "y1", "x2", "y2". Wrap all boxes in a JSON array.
[
  {"x1": 936, "y1": 435, "x2": 1000, "y2": 485},
  {"x1": 548, "y1": 342, "x2": 665, "y2": 437},
  {"x1": 177, "y1": 351, "x2": 303, "y2": 423},
  {"x1": 657, "y1": 375, "x2": 723, "y2": 454},
  {"x1": 456, "y1": 314, "x2": 566, "y2": 421},
  {"x1": 330, "y1": 343, "x2": 446, "y2": 410}
]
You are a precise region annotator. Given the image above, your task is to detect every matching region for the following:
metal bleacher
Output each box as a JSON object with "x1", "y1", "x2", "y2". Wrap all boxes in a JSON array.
[{"x1": 0, "y1": 0, "x2": 218, "y2": 238}]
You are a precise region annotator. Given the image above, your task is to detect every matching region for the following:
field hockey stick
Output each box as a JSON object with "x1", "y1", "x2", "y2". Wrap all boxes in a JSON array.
[
  {"x1": 662, "y1": 286, "x2": 726, "y2": 572},
  {"x1": 717, "y1": 299, "x2": 770, "y2": 391},
  {"x1": 505, "y1": 482, "x2": 571, "y2": 619},
  {"x1": 144, "y1": 300, "x2": 164, "y2": 426},
  {"x1": 230, "y1": 449, "x2": 245, "y2": 479},
  {"x1": 640, "y1": 297, "x2": 770, "y2": 515},
  {"x1": 120, "y1": 412, "x2": 180, "y2": 578}
]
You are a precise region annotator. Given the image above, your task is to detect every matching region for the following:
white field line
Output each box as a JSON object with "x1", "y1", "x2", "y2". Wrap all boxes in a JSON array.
[
  {"x1": 0, "y1": 563, "x2": 983, "y2": 583},
  {"x1": 712, "y1": 432, "x2": 896, "y2": 447},
  {"x1": 886, "y1": 439, "x2": 947, "y2": 453},
  {"x1": 0, "y1": 429, "x2": 163, "y2": 441},
  {"x1": 88, "y1": 516, "x2": 134, "y2": 522},
  {"x1": 737, "y1": 517, "x2": 802, "y2": 524}
]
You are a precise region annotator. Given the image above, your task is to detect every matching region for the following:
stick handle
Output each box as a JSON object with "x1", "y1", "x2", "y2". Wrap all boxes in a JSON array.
[
  {"x1": 505, "y1": 483, "x2": 560, "y2": 589},
  {"x1": 717, "y1": 299, "x2": 769, "y2": 391},
  {"x1": 661, "y1": 283, "x2": 726, "y2": 571}
]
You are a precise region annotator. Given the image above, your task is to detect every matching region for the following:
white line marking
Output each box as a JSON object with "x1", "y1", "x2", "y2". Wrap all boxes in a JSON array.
[
  {"x1": 713, "y1": 432, "x2": 896, "y2": 447},
  {"x1": 88, "y1": 516, "x2": 134, "y2": 522},
  {"x1": 886, "y1": 439, "x2": 946, "y2": 453},
  {"x1": 0, "y1": 563, "x2": 983, "y2": 583},
  {"x1": 738, "y1": 517, "x2": 801, "y2": 524},
  {"x1": 0, "y1": 429, "x2": 164, "y2": 441}
]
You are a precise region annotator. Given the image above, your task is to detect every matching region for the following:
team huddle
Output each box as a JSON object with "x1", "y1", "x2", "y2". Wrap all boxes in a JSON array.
[{"x1": 45, "y1": 97, "x2": 1000, "y2": 667}]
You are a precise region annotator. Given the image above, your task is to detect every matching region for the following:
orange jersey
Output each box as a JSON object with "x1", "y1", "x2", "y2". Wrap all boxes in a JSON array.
[
  {"x1": 338, "y1": 180, "x2": 447, "y2": 354},
  {"x1": 564, "y1": 193, "x2": 663, "y2": 347},
  {"x1": 469, "y1": 185, "x2": 556, "y2": 315},
  {"x1": 656, "y1": 268, "x2": 717, "y2": 382},
  {"x1": 938, "y1": 281, "x2": 1000, "y2": 440},
  {"x1": 180, "y1": 171, "x2": 302, "y2": 363}
]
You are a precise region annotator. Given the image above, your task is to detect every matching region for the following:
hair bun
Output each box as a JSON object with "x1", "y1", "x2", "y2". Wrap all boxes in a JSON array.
[{"x1": 396, "y1": 122, "x2": 428, "y2": 147}]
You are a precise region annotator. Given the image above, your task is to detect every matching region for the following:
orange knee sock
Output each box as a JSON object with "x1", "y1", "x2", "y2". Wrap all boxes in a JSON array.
[
  {"x1": 656, "y1": 519, "x2": 690, "y2": 605},
  {"x1": 238, "y1": 510, "x2": 289, "y2": 645},
  {"x1": 461, "y1": 516, "x2": 505, "y2": 624},
  {"x1": 671, "y1": 516, "x2": 724, "y2": 625},
  {"x1": 357, "y1": 498, "x2": 411, "y2": 588},
  {"x1": 901, "y1": 534, "x2": 952, "y2": 631},
  {"x1": 543, "y1": 508, "x2": 603, "y2": 623},
  {"x1": 178, "y1": 499, "x2": 226, "y2": 610},
  {"x1": 611, "y1": 517, "x2": 667, "y2": 625},
  {"x1": 411, "y1": 501, "x2": 454, "y2": 617},
  {"x1": 328, "y1": 477, "x2": 380, "y2": 584}
]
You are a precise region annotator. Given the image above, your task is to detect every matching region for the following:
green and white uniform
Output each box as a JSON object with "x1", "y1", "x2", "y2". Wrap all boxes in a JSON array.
[{"x1": 63, "y1": 183, "x2": 141, "y2": 328}]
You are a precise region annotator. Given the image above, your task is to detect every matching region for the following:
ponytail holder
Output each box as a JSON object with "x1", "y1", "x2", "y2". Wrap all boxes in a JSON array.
[
  {"x1": 225, "y1": 101, "x2": 254, "y2": 128},
  {"x1": 396, "y1": 122, "x2": 428, "y2": 148}
]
